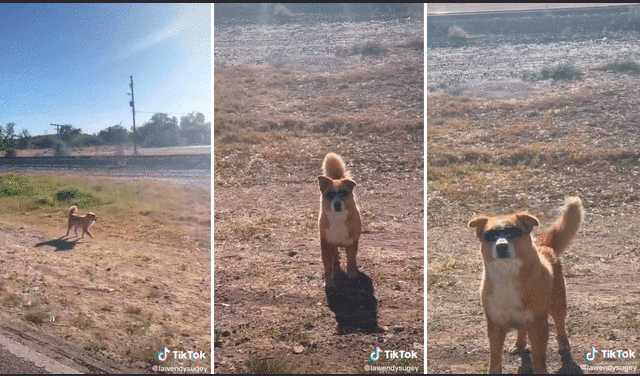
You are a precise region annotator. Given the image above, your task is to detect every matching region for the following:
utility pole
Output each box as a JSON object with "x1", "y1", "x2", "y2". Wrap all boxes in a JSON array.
[
  {"x1": 128, "y1": 75, "x2": 138, "y2": 156},
  {"x1": 51, "y1": 124, "x2": 63, "y2": 139}
]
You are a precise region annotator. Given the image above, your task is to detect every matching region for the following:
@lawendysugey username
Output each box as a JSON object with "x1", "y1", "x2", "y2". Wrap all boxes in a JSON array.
[{"x1": 152, "y1": 365, "x2": 208, "y2": 373}]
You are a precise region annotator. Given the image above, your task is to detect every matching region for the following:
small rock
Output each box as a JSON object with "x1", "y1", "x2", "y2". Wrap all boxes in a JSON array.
[
  {"x1": 392, "y1": 325, "x2": 405, "y2": 333},
  {"x1": 293, "y1": 345, "x2": 304, "y2": 354}
]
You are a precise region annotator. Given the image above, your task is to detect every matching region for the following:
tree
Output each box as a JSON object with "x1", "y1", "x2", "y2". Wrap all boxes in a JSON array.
[
  {"x1": 4, "y1": 122, "x2": 16, "y2": 149},
  {"x1": 98, "y1": 124, "x2": 130, "y2": 145},
  {"x1": 180, "y1": 112, "x2": 210, "y2": 145},
  {"x1": 17, "y1": 129, "x2": 32, "y2": 149},
  {"x1": 58, "y1": 124, "x2": 82, "y2": 142},
  {"x1": 0, "y1": 124, "x2": 6, "y2": 152},
  {"x1": 137, "y1": 113, "x2": 179, "y2": 147},
  {"x1": 0, "y1": 123, "x2": 19, "y2": 156}
]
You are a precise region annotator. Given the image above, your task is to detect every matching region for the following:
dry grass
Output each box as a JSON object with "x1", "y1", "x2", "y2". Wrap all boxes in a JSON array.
[
  {"x1": 214, "y1": 64, "x2": 422, "y2": 139},
  {"x1": 427, "y1": 80, "x2": 640, "y2": 373},
  {"x1": 0, "y1": 175, "x2": 210, "y2": 371},
  {"x1": 215, "y1": 44, "x2": 423, "y2": 372}
]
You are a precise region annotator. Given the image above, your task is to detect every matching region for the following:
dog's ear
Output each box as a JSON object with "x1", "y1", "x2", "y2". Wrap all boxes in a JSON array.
[
  {"x1": 516, "y1": 213, "x2": 539, "y2": 233},
  {"x1": 343, "y1": 179, "x2": 357, "y2": 191},
  {"x1": 469, "y1": 216, "x2": 488, "y2": 240},
  {"x1": 469, "y1": 216, "x2": 488, "y2": 229},
  {"x1": 318, "y1": 176, "x2": 332, "y2": 193}
]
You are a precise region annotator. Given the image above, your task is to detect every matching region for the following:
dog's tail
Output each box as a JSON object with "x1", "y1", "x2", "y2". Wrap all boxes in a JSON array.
[
  {"x1": 322, "y1": 153, "x2": 349, "y2": 179},
  {"x1": 69, "y1": 205, "x2": 78, "y2": 217},
  {"x1": 537, "y1": 197, "x2": 583, "y2": 255}
]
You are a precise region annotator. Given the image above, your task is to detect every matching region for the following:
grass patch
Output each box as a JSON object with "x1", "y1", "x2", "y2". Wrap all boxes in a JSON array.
[
  {"x1": 351, "y1": 41, "x2": 388, "y2": 57},
  {"x1": 539, "y1": 64, "x2": 582, "y2": 81},
  {"x1": 214, "y1": 213, "x2": 279, "y2": 242},
  {"x1": 0, "y1": 173, "x2": 107, "y2": 213},
  {"x1": 397, "y1": 39, "x2": 424, "y2": 51},
  {"x1": 25, "y1": 309, "x2": 50, "y2": 325},
  {"x1": 0, "y1": 174, "x2": 59, "y2": 198},
  {"x1": 242, "y1": 358, "x2": 295, "y2": 374},
  {"x1": 600, "y1": 59, "x2": 640, "y2": 75}
]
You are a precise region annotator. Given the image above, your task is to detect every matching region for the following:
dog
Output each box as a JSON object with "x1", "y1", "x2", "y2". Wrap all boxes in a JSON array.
[
  {"x1": 469, "y1": 197, "x2": 583, "y2": 374},
  {"x1": 318, "y1": 153, "x2": 362, "y2": 288},
  {"x1": 66, "y1": 205, "x2": 98, "y2": 239}
]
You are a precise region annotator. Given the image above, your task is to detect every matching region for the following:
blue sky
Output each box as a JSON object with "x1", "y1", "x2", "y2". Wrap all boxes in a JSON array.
[{"x1": 0, "y1": 3, "x2": 211, "y2": 137}]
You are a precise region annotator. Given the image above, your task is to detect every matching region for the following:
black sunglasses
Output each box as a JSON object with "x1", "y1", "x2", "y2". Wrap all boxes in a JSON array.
[
  {"x1": 324, "y1": 191, "x2": 349, "y2": 200},
  {"x1": 483, "y1": 227, "x2": 524, "y2": 243}
]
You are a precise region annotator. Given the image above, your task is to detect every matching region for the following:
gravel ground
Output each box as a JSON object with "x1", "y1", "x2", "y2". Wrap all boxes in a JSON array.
[
  {"x1": 428, "y1": 33, "x2": 640, "y2": 99},
  {"x1": 427, "y1": 33, "x2": 640, "y2": 98},
  {"x1": 427, "y1": 5, "x2": 640, "y2": 100},
  {"x1": 215, "y1": 16, "x2": 423, "y2": 73}
]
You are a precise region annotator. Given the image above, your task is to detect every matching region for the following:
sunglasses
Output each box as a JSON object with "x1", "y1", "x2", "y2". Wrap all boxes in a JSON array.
[
  {"x1": 324, "y1": 191, "x2": 350, "y2": 200},
  {"x1": 483, "y1": 227, "x2": 524, "y2": 243}
]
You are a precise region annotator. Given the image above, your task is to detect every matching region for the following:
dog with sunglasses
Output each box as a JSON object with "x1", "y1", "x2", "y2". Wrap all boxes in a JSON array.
[
  {"x1": 318, "y1": 153, "x2": 362, "y2": 288},
  {"x1": 469, "y1": 197, "x2": 583, "y2": 374}
]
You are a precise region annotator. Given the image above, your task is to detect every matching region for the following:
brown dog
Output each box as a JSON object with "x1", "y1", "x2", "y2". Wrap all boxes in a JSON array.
[
  {"x1": 66, "y1": 205, "x2": 98, "y2": 239},
  {"x1": 469, "y1": 197, "x2": 583, "y2": 374},
  {"x1": 318, "y1": 153, "x2": 362, "y2": 288}
]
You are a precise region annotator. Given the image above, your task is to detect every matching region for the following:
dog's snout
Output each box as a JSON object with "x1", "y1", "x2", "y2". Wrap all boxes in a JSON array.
[
  {"x1": 333, "y1": 201, "x2": 342, "y2": 212},
  {"x1": 495, "y1": 238, "x2": 510, "y2": 259}
]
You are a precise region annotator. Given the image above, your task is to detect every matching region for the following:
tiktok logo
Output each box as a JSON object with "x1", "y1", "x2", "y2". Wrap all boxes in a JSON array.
[
  {"x1": 158, "y1": 347, "x2": 171, "y2": 362},
  {"x1": 370, "y1": 347, "x2": 383, "y2": 362},
  {"x1": 585, "y1": 347, "x2": 598, "y2": 362}
]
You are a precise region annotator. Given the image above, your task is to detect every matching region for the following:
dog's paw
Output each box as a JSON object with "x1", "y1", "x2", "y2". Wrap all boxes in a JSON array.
[{"x1": 510, "y1": 345, "x2": 531, "y2": 355}]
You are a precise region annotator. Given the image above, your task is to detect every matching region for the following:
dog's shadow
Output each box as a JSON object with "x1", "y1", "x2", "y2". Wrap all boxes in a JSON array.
[
  {"x1": 34, "y1": 236, "x2": 81, "y2": 252},
  {"x1": 325, "y1": 270, "x2": 381, "y2": 335}
]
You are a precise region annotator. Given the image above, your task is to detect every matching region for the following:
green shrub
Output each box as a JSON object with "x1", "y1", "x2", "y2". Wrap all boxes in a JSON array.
[
  {"x1": 602, "y1": 60, "x2": 640, "y2": 74},
  {"x1": 540, "y1": 64, "x2": 582, "y2": 81},
  {"x1": 53, "y1": 140, "x2": 70, "y2": 156},
  {"x1": 352, "y1": 41, "x2": 388, "y2": 57}
]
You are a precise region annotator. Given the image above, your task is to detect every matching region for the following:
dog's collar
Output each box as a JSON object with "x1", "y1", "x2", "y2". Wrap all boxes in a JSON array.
[{"x1": 483, "y1": 227, "x2": 524, "y2": 243}]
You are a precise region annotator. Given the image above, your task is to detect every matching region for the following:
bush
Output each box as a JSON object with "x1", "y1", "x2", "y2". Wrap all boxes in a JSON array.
[
  {"x1": 56, "y1": 188, "x2": 80, "y2": 201},
  {"x1": 603, "y1": 60, "x2": 640, "y2": 75},
  {"x1": 68, "y1": 134, "x2": 102, "y2": 148},
  {"x1": 540, "y1": 64, "x2": 582, "y2": 81},
  {"x1": 54, "y1": 187, "x2": 103, "y2": 208},
  {"x1": 53, "y1": 140, "x2": 70, "y2": 156},
  {"x1": 352, "y1": 41, "x2": 388, "y2": 57}
]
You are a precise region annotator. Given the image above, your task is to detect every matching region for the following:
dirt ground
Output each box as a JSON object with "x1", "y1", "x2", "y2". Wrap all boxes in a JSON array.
[
  {"x1": 0, "y1": 176, "x2": 211, "y2": 373},
  {"x1": 214, "y1": 11, "x2": 424, "y2": 375},
  {"x1": 428, "y1": 17, "x2": 640, "y2": 374}
]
